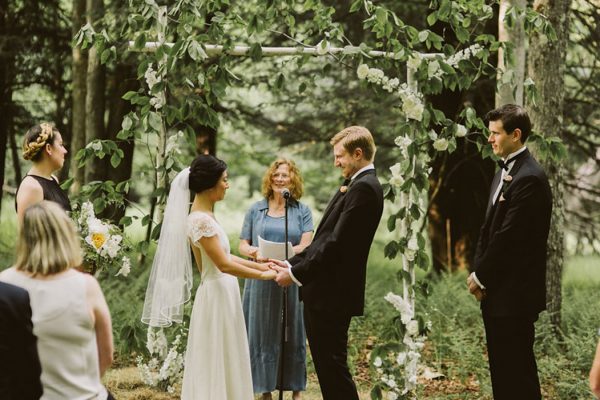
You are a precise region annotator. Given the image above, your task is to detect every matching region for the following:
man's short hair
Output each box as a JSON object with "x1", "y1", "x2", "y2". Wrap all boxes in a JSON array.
[
  {"x1": 330, "y1": 126, "x2": 376, "y2": 161},
  {"x1": 485, "y1": 104, "x2": 532, "y2": 143}
]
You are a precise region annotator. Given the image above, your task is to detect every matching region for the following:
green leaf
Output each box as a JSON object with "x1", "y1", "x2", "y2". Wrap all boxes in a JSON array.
[
  {"x1": 249, "y1": 42, "x2": 263, "y2": 61},
  {"x1": 148, "y1": 112, "x2": 162, "y2": 132},
  {"x1": 427, "y1": 12, "x2": 438, "y2": 26},
  {"x1": 384, "y1": 241, "x2": 399, "y2": 259},
  {"x1": 133, "y1": 33, "x2": 146, "y2": 50},
  {"x1": 418, "y1": 30, "x2": 429, "y2": 42},
  {"x1": 416, "y1": 250, "x2": 430, "y2": 270},
  {"x1": 188, "y1": 40, "x2": 208, "y2": 61},
  {"x1": 110, "y1": 152, "x2": 122, "y2": 168},
  {"x1": 375, "y1": 8, "x2": 388, "y2": 24},
  {"x1": 122, "y1": 116, "x2": 133, "y2": 130},
  {"x1": 122, "y1": 91, "x2": 138, "y2": 101},
  {"x1": 387, "y1": 215, "x2": 396, "y2": 232}
]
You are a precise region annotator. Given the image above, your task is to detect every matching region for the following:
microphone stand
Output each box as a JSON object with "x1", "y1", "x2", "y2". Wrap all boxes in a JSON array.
[{"x1": 278, "y1": 191, "x2": 290, "y2": 400}]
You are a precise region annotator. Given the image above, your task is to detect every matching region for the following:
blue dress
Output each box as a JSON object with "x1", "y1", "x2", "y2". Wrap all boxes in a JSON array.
[{"x1": 241, "y1": 198, "x2": 314, "y2": 393}]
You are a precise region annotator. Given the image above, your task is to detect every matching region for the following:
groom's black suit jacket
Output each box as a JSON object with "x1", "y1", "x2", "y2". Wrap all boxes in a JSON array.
[
  {"x1": 289, "y1": 169, "x2": 383, "y2": 316},
  {"x1": 0, "y1": 281, "x2": 43, "y2": 400},
  {"x1": 474, "y1": 149, "x2": 552, "y2": 317}
]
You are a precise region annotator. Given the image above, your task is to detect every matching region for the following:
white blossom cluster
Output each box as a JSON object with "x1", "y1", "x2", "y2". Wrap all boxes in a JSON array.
[
  {"x1": 145, "y1": 63, "x2": 165, "y2": 110},
  {"x1": 371, "y1": 293, "x2": 428, "y2": 398},
  {"x1": 165, "y1": 131, "x2": 185, "y2": 157},
  {"x1": 445, "y1": 44, "x2": 483, "y2": 68},
  {"x1": 357, "y1": 64, "x2": 424, "y2": 121},
  {"x1": 138, "y1": 328, "x2": 186, "y2": 392},
  {"x1": 115, "y1": 256, "x2": 131, "y2": 277}
]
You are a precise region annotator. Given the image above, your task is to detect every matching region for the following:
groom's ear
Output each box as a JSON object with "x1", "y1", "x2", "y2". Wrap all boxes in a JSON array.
[{"x1": 353, "y1": 147, "x2": 364, "y2": 159}]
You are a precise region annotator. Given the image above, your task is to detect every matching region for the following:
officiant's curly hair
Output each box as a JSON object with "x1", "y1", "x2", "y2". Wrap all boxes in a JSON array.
[
  {"x1": 261, "y1": 158, "x2": 304, "y2": 200},
  {"x1": 330, "y1": 126, "x2": 376, "y2": 161},
  {"x1": 15, "y1": 201, "x2": 83, "y2": 277}
]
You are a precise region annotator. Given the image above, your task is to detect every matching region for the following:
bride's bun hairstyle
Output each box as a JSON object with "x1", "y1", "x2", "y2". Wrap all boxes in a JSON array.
[
  {"x1": 189, "y1": 154, "x2": 227, "y2": 193},
  {"x1": 22, "y1": 122, "x2": 59, "y2": 162}
]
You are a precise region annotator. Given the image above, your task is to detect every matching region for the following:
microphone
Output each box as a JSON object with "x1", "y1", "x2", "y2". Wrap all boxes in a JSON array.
[{"x1": 281, "y1": 188, "x2": 291, "y2": 199}]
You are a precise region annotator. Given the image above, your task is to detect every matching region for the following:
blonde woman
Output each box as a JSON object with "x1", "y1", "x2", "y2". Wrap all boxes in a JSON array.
[
  {"x1": 0, "y1": 201, "x2": 114, "y2": 400},
  {"x1": 239, "y1": 158, "x2": 314, "y2": 400},
  {"x1": 16, "y1": 123, "x2": 70, "y2": 223}
]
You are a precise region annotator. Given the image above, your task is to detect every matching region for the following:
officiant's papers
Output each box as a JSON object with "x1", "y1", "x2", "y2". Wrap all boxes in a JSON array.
[{"x1": 258, "y1": 236, "x2": 295, "y2": 260}]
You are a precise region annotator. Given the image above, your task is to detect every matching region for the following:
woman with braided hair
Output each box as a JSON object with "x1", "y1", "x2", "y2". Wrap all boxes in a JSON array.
[{"x1": 16, "y1": 123, "x2": 70, "y2": 222}]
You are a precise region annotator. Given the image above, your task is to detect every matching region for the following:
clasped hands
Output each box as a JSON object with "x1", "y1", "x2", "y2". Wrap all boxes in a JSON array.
[
  {"x1": 467, "y1": 273, "x2": 486, "y2": 302},
  {"x1": 264, "y1": 259, "x2": 293, "y2": 287}
]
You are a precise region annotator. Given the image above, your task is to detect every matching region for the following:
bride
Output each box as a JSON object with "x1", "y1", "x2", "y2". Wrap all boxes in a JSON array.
[{"x1": 142, "y1": 154, "x2": 276, "y2": 399}]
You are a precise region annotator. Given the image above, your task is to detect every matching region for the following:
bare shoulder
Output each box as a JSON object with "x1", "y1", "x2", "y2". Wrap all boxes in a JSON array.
[{"x1": 18, "y1": 176, "x2": 43, "y2": 195}]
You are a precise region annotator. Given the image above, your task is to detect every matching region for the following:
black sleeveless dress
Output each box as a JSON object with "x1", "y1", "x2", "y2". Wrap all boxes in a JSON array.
[{"x1": 15, "y1": 175, "x2": 72, "y2": 212}]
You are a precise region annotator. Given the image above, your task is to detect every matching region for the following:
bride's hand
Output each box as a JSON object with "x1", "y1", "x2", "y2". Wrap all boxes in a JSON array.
[{"x1": 260, "y1": 270, "x2": 277, "y2": 280}]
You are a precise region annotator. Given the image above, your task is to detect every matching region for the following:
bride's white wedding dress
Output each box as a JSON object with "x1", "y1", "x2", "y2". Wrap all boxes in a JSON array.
[{"x1": 181, "y1": 211, "x2": 253, "y2": 399}]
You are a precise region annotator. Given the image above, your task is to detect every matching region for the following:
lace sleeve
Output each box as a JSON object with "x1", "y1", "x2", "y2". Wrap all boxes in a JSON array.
[{"x1": 187, "y1": 212, "x2": 217, "y2": 243}]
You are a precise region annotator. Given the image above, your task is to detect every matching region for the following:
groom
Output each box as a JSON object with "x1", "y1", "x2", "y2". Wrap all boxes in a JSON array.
[
  {"x1": 468, "y1": 104, "x2": 552, "y2": 399},
  {"x1": 272, "y1": 126, "x2": 383, "y2": 399}
]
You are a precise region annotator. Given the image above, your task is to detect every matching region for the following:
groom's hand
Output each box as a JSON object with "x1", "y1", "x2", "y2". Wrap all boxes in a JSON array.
[
  {"x1": 467, "y1": 275, "x2": 485, "y2": 301},
  {"x1": 271, "y1": 265, "x2": 293, "y2": 287}
]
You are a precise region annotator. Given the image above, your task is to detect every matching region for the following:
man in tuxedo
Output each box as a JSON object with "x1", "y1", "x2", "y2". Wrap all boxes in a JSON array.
[
  {"x1": 468, "y1": 104, "x2": 552, "y2": 399},
  {"x1": 272, "y1": 126, "x2": 383, "y2": 399},
  {"x1": 0, "y1": 281, "x2": 43, "y2": 399}
]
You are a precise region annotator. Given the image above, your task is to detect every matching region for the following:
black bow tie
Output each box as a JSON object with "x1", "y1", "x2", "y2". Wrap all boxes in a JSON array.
[{"x1": 497, "y1": 158, "x2": 516, "y2": 171}]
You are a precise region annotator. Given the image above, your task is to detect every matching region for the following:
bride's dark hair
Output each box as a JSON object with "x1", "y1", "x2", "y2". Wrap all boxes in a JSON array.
[{"x1": 189, "y1": 154, "x2": 227, "y2": 193}]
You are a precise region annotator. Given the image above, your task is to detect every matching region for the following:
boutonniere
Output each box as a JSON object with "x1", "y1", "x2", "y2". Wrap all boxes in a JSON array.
[
  {"x1": 499, "y1": 193, "x2": 507, "y2": 202},
  {"x1": 503, "y1": 174, "x2": 513, "y2": 183},
  {"x1": 340, "y1": 185, "x2": 348, "y2": 193}
]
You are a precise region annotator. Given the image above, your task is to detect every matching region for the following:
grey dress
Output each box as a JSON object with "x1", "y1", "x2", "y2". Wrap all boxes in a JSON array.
[{"x1": 241, "y1": 198, "x2": 313, "y2": 393}]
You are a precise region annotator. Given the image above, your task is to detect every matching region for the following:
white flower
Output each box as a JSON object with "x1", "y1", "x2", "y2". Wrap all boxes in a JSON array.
[
  {"x1": 407, "y1": 54, "x2": 422, "y2": 70},
  {"x1": 386, "y1": 377, "x2": 397, "y2": 388},
  {"x1": 101, "y1": 234, "x2": 122, "y2": 258},
  {"x1": 78, "y1": 201, "x2": 95, "y2": 226},
  {"x1": 433, "y1": 138, "x2": 449, "y2": 152},
  {"x1": 396, "y1": 351, "x2": 407, "y2": 365},
  {"x1": 85, "y1": 218, "x2": 110, "y2": 253},
  {"x1": 116, "y1": 257, "x2": 131, "y2": 277},
  {"x1": 145, "y1": 64, "x2": 159, "y2": 90},
  {"x1": 389, "y1": 163, "x2": 405, "y2": 187},
  {"x1": 316, "y1": 39, "x2": 330, "y2": 55},
  {"x1": 401, "y1": 94, "x2": 424, "y2": 121},
  {"x1": 373, "y1": 356, "x2": 383, "y2": 367},
  {"x1": 366, "y1": 68, "x2": 385, "y2": 84},
  {"x1": 406, "y1": 320, "x2": 419, "y2": 336},
  {"x1": 384, "y1": 292, "x2": 414, "y2": 324},
  {"x1": 383, "y1": 77, "x2": 400, "y2": 92},
  {"x1": 150, "y1": 92, "x2": 166, "y2": 110},
  {"x1": 357, "y1": 64, "x2": 370, "y2": 80},
  {"x1": 455, "y1": 124, "x2": 468, "y2": 137},
  {"x1": 428, "y1": 130, "x2": 438, "y2": 140},
  {"x1": 387, "y1": 392, "x2": 399, "y2": 400}
]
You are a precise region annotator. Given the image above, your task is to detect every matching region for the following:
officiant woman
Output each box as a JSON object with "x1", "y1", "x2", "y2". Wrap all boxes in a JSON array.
[{"x1": 239, "y1": 158, "x2": 314, "y2": 400}]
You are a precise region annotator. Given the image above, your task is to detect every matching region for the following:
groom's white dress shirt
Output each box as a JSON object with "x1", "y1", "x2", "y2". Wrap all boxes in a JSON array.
[{"x1": 286, "y1": 164, "x2": 375, "y2": 286}]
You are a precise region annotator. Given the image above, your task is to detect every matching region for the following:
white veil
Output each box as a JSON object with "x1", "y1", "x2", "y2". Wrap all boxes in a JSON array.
[{"x1": 141, "y1": 168, "x2": 193, "y2": 327}]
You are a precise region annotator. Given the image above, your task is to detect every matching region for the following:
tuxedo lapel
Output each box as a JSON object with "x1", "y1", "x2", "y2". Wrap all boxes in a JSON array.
[{"x1": 316, "y1": 170, "x2": 376, "y2": 236}]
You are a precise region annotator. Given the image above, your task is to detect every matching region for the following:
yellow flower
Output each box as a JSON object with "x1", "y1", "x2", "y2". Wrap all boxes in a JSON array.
[{"x1": 91, "y1": 232, "x2": 107, "y2": 249}]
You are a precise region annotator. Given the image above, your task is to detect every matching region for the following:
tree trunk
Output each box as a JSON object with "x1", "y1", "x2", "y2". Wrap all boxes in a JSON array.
[
  {"x1": 69, "y1": 0, "x2": 88, "y2": 193},
  {"x1": 496, "y1": 0, "x2": 526, "y2": 106},
  {"x1": 84, "y1": 0, "x2": 106, "y2": 184},
  {"x1": 0, "y1": 0, "x2": 12, "y2": 215},
  {"x1": 104, "y1": 63, "x2": 138, "y2": 222},
  {"x1": 9, "y1": 128, "x2": 21, "y2": 185},
  {"x1": 527, "y1": 0, "x2": 572, "y2": 332}
]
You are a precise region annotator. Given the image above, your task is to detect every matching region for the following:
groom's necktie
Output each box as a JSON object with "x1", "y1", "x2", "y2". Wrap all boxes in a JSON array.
[{"x1": 497, "y1": 158, "x2": 516, "y2": 171}]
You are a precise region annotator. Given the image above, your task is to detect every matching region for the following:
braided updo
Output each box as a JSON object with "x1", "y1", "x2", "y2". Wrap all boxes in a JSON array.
[
  {"x1": 189, "y1": 154, "x2": 227, "y2": 193},
  {"x1": 22, "y1": 123, "x2": 59, "y2": 162}
]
